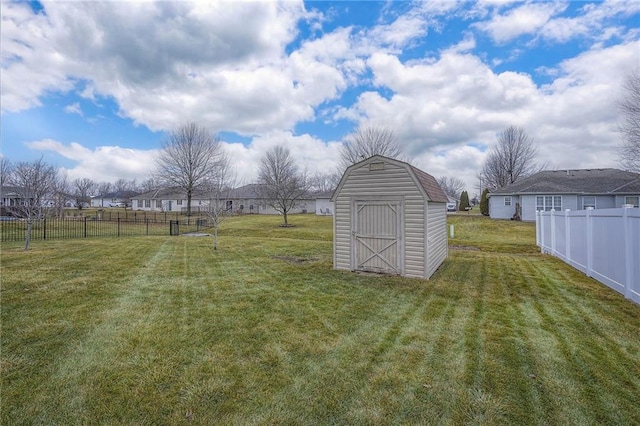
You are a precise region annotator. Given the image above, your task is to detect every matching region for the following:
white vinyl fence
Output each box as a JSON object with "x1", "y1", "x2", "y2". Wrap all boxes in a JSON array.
[{"x1": 536, "y1": 207, "x2": 640, "y2": 304}]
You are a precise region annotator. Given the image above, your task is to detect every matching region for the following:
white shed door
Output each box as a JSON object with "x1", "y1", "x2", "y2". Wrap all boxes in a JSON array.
[{"x1": 353, "y1": 200, "x2": 402, "y2": 274}]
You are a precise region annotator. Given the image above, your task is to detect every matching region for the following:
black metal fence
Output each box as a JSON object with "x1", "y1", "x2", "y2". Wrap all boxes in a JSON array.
[{"x1": 0, "y1": 216, "x2": 211, "y2": 242}]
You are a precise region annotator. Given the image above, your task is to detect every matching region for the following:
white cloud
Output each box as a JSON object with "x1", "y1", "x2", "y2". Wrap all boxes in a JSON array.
[
  {"x1": 64, "y1": 103, "x2": 82, "y2": 116},
  {"x1": 25, "y1": 139, "x2": 159, "y2": 183},
  {"x1": 2, "y1": 0, "x2": 344, "y2": 135},
  {"x1": 474, "y1": 2, "x2": 568, "y2": 43},
  {"x1": 338, "y1": 40, "x2": 639, "y2": 192}
]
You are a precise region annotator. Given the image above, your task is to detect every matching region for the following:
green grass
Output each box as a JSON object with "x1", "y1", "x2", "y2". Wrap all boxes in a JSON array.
[{"x1": 2, "y1": 214, "x2": 639, "y2": 425}]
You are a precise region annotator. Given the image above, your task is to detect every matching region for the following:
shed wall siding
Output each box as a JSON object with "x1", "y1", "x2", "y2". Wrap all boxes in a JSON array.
[
  {"x1": 333, "y1": 162, "x2": 427, "y2": 278},
  {"x1": 426, "y1": 202, "x2": 447, "y2": 277}
]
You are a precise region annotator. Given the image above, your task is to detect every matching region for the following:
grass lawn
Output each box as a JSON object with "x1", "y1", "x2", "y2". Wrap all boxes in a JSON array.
[{"x1": 2, "y1": 214, "x2": 639, "y2": 424}]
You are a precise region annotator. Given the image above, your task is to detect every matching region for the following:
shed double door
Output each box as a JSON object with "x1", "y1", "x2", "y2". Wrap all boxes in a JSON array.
[{"x1": 353, "y1": 200, "x2": 403, "y2": 274}]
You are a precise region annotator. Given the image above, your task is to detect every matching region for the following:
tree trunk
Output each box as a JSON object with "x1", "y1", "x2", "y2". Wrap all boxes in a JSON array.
[
  {"x1": 213, "y1": 223, "x2": 218, "y2": 250},
  {"x1": 24, "y1": 219, "x2": 32, "y2": 251},
  {"x1": 187, "y1": 190, "x2": 192, "y2": 216},
  {"x1": 283, "y1": 210, "x2": 288, "y2": 226}
]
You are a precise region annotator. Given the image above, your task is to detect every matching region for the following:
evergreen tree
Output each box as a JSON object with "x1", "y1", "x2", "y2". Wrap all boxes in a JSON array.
[
  {"x1": 480, "y1": 188, "x2": 490, "y2": 216},
  {"x1": 459, "y1": 191, "x2": 470, "y2": 211}
]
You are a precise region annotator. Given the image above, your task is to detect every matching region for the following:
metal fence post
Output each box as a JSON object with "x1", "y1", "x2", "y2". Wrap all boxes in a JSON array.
[
  {"x1": 43, "y1": 217, "x2": 47, "y2": 240},
  {"x1": 117, "y1": 217, "x2": 120, "y2": 237},
  {"x1": 84, "y1": 216, "x2": 87, "y2": 238}
]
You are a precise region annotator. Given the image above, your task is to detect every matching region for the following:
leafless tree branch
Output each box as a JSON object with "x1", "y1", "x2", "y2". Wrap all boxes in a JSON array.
[
  {"x1": 258, "y1": 146, "x2": 310, "y2": 226},
  {"x1": 437, "y1": 176, "x2": 466, "y2": 200},
  {"x1": 155, "y1": 122, "x2": 225, "y2": 215},
  {"x1": 338, "y1": 125, "x2": 405, "y2": 172},
  {"x1": 618, "y1": 69, "x2": 640, "y2": 172},
  {"x1": 481, "y1": 126, "x2": 539, "y2": 190}
]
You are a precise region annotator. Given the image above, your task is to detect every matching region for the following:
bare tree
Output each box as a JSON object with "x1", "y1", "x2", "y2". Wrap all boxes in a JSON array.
[
  {"x1": 258, "y1": 145, "x2": 310, "y2": 226},
  {"x1": 155, "y1": 123, "x2": 224, "y2": 216},
  {"x1": 139, "y1": 177, "x2": 160, "y2": 193},
  {"x1": 201, "y1": 152, "x2": 234, "y2": 250},
  {"x1": 51, "y1": 171, "x2": 71, "y2": 218},
  {"x1": 618, "y1": 69, "x2": 640, "y2": 172},
  {"x1": 9, "y1": 158, "x2": 58, "y2": 250},
  {"x1": 113, "y1": 178, "x2": 139, "y2": 193},
  {"x1": 1, "y1": 157, "x2": 12, "y2": 187},
  {"x1": 338, "y1": 125, "x2": 405, "y2": 171},
  {"x1": 73, "y1": 178, "x2": 96, "y2": 209},
  {"x1": 437, "y1": 176, "x2": 465, "y2": 200},
  {"x1": 308, "y1": 172, "x2": 335, "y2": 193},
  {"x1": 96, "y1": 181, "x2": 114, "y2": 196},
  {"x1": 481, "y1": 126, "x2": 539, "y2": 190}
]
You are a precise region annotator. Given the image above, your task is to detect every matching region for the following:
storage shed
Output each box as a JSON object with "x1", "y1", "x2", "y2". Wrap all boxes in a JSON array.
[{"x1": 331, "y1": 155, "x2": 449, "y2": 279}]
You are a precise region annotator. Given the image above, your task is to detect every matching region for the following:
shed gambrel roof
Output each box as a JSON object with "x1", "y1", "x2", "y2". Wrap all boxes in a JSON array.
[
  {"x1": 490, "y1": 169, "x2": 640, "y2": 196},
  {"x1": 331, "y1": 155, "x2": 448, "y2": 203}
]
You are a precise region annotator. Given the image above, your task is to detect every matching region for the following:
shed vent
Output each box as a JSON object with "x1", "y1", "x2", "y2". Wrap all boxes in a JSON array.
[{"x1": 369, "y1": 162, "x2": 385, "y2": 171}]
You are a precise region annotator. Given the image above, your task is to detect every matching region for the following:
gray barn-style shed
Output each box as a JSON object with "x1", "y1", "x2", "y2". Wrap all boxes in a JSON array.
[{"x1": 331, "y1": 155, "x2": 449, "y2": 279}]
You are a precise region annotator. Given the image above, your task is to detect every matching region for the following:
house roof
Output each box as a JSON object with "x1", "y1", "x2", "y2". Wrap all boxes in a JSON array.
[
  {"x1": 226, "y1": 184, "x2": 264, "y2": 199},
  {"x1": 95, "y1": 190, "x2": 139, "y2": 199},
  {"x1": 131, "y1": 187, "x2": 210, "y2": 200},
  {"x1": 313, "y1": 190, "x2": 335, "y2": 199},
  {"x1": 490, "y1": 169, "x2": 640, "y2": 196},
  {"x1": 331, "y1": 155, "x2": 449, "y2": 203}
]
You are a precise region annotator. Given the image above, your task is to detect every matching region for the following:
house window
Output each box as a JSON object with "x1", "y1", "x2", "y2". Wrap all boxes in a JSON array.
[
  {"x1": 582, "y1": 196, "x2": 596, "y2": 209},
  {"x1": 156, "y1": 200, "x2": 162, "y2": 208},
  {"x1": 145, "y1": 199, "x2": 150, "y2": 208},
  {"x1": 504, "y1": 196, "x2": 512, "y2": 206},
  {"x1": 625, "y1": 196, "x2": 639, "y2": 207},
  {"x1": 536, "y1": 195, "x2": 562, "y2": 211},
  {"x1": 177, "y1": 199, "x2": 183, "y2": 205}
]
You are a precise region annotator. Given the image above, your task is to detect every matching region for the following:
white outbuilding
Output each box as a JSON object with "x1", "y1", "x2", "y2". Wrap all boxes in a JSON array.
[{"x1": 331, "y1": 155, "x2": 449, "y2": 279}]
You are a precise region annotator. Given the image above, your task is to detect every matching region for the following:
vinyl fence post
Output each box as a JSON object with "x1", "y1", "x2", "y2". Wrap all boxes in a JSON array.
[
  {"x1": 535, "y1": 210, "x2": 540, "y2": 247},
  {"x1": 586, "y1": 207, "x2": 593, "y2": 278},
  {"x1": 624, "y1": 205, "x2": 633, "y2": 300},
  {"x1": 550, "y1": 209, "x2": 556, "y2": 256},
  {"x1": 538, "y1": 210, "x2": 545, "y2": 252},
  {"x1": 565, "y1": 209, "x2": 571, "y2": 262}
]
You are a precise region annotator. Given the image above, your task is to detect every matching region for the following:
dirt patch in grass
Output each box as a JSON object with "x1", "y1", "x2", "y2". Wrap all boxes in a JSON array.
[
  {"x1": 449, "y1": 244, "x2": 480, "y2": 251},
  {"x1": 271, "y1": 255, "x2": 318, "y2": 264}
]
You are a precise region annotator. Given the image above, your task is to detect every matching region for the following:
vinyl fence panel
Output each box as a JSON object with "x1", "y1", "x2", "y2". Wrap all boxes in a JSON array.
[{"x1": 537, "y1": 207, "x2": 640, "y2": 304}]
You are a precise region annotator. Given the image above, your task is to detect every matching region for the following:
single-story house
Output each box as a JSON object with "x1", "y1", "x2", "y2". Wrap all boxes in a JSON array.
[
  {"x1": 314, "y1": 190, "x2": 334, "y2": 215},
  {"x1": 331, "y1": 155, "x2": 449, "y2": 279},
  {"x1": 132, "y1": 184, "x2": 317, "y2": 215},
  {"x1": 223, "y1": 184, "x2": 315, "y2": 215},
  {"x1": 91, "y1": 190, "x2": 139, "y2": 208},
  {"x1": 488, "y1": 168, "x2": 640, "y2": 221},
  {"x1": 131, "y1": 188, "x2": 212, "y2": 212}
]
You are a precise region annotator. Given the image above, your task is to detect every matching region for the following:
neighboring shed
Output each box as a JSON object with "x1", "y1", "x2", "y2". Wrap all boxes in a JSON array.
[{"x1": 331, "y1": 155, "x2": 449, "y2": 279}]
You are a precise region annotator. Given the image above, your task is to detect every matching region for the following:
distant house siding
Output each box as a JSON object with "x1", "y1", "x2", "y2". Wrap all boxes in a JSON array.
[
  {"x1": 489, "y1": 196, "x2": 516, "y2": 219},
  {"x1": 521, "y1": 196, "x2": 536, "y2": 221},
  {"x1": 316, "y1": 198, "x2": 333, "y2": 215}
]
